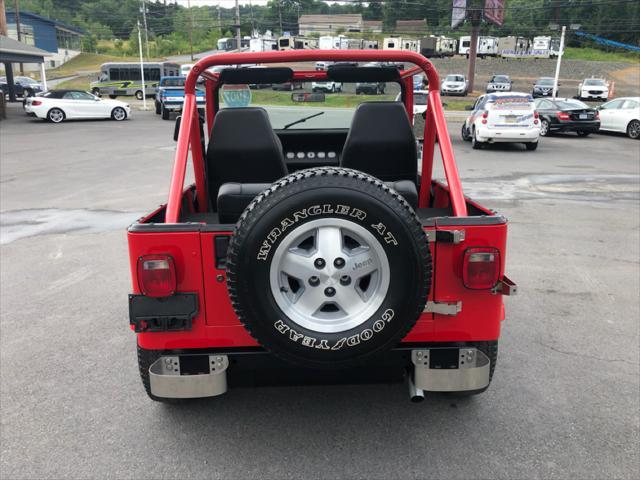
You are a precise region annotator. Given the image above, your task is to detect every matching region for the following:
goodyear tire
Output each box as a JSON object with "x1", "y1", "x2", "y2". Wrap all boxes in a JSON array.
[{"x1": 226, "y1": 168, "x2": 432, "y2": 369}]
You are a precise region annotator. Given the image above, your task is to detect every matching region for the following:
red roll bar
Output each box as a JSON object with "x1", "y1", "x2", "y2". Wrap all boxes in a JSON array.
[{"x1": 165, "y1": 50, "x2": 467, "y2": 223}]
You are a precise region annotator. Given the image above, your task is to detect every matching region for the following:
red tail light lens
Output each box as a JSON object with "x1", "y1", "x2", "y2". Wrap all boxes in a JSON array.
[
  {"x1": 595, "y1": 110, "x2": 600, "y2": 120},
  {"x1": 31, "y1": 100, "x2": 42, "y2": 106},
  {"x1": 557, "y1": 111, "x2": 570, "y2": 121},
  {"x1": 481, "y1": 111, "x2": 488, "y2": 119},
  {"x1": 137, "y1": 254, "x2": 176, "y2": 297},
  {"x1": 463, "y1": 247, "x2": 500, "y2": 290},
  {"x1": 533, "y1": 110, "x2": 539, "y2": 124}
]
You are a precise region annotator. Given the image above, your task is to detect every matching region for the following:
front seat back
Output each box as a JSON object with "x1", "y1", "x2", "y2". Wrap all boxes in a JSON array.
[
  {"x1": 340, "y1": 102, "x2": 417, "y2": 183},
  {"x1": 206, "y1": 107, "x2": 287, "y2": 208}
]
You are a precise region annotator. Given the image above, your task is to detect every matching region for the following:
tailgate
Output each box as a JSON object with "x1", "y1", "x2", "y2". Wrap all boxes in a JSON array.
[{"x1": 428, "y1": 219, "x2": 508, "y2": 341}]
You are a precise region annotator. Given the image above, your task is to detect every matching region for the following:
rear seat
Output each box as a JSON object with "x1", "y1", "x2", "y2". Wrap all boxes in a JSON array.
[{"x1": 214, "y1": 102, "x2": 421, "y2": 224}]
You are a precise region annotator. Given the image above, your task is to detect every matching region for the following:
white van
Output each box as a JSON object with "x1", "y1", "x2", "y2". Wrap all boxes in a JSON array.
[{"x1": 461, "y1": 92, "x2": 540, "y2": 150}]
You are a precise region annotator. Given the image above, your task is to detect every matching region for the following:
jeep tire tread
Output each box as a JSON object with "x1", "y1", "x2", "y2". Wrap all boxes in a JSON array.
[{"x1": 226, "y1": 167, "x2": 432, "y2": 369}]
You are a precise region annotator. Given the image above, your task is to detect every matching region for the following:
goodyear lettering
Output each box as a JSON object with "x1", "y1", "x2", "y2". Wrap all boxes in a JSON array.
[{"x1": 272, "y1": 309, "x2": 395, "y2": 350}]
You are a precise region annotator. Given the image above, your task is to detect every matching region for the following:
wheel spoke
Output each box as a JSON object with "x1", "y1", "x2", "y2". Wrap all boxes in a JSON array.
[
  {"x1": 315, "y1": 226, "x2": 344, "y2": 260},
  {"x1": 345, "y1": 249, "x2": 378, "y2": 279},
  {"x1": 294, "y1": 287, "x2": 326, "y2": 317},
  {"x1": 280, "y1": 251, "x2": 312, "y2": 280},
  {"x1": 332, "y1": 287, "x2": 366, "y2": 315}
]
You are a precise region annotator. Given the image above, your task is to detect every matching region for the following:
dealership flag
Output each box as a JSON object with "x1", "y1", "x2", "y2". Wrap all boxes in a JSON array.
[
  {"x1": 452, "y1": 0, "x2": 467, "y2": 28},
  {"x1": 484, "y1": 0, "x2": 505, "y2": 27}
]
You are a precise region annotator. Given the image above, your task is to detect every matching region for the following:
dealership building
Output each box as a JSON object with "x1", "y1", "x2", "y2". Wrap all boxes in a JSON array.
[{"x1": 5, "y1": 11, "x2": 84, "y2": 69}]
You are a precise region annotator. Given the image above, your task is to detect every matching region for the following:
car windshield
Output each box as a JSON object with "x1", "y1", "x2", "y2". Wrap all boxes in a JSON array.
[
  {"x1": 584, "y1": 79, "x2": 606, "y2": 86},
  {"x1": 537, "y1": 78, "x2": 554, "y2": 85},
  {"x1": 445, "y1": 75, "x2": 464, "y2": 82},
  {"x1": 17, "y1": 77, "x2": 37, "y2": 84},
  {"x1": 492, "y1": 76, "x2": 510, "y2": 83},
  {"x1": 162, "y1": 78, "x2": 186, "y2": 87},
  {"x1": 555, "y1": 99, "x2": 589, "y2": 109},
  {"x1": 219, "y1": 79, "x2": 400, "y2": 129}
]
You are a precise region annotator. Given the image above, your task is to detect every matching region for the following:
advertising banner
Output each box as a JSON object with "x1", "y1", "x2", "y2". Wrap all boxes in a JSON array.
[
  {"x1": 484, "y1": 0, "x2": 505, "y2": 27},
  {"x1": 451, "y1": 0, "x2": 467, "y2": 29}
]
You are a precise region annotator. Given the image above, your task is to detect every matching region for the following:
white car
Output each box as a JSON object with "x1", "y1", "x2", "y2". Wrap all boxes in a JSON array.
[
  {"x1": 180, "y1": 64, "x2": 194, "y2": 76},
  {"x1": 577, "y1": 78, "x2": 609, "y2": 101},
  {"x1": 311, "y1": 81, "x2": 342, "y2": 93},
  {"x1": 24, "y1": 89, "x2": 131, "y2": 123},
  {"x1": 597, "y1": 97, "x2": 640, "y2": 139},
  {"x1": 441, "y1": 74, "x2": 468, "y2": 96},
  {"x1": 394, "y1": 89, "x2": 428, "y2": 116},
  {"x1": 461, "y1": 92, "x2": 540, "y2": 150}
]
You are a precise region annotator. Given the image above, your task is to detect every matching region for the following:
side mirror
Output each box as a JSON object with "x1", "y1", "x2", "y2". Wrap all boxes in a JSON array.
[
  {"x1": 464, "y1": 105, "x2": 474, "y2": 111},
  {"x1": 173, "y1": 115, "x2": 181, "y2": 141}
]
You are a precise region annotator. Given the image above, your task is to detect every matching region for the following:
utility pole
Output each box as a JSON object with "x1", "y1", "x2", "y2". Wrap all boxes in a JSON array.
[
  {"x1": 140, "y1": 0, "x2": 150, "y2": 58},
  {"x1": 137, "y1": 21, "x2": 148, "y2": 110},
  {"x1": 14, "y1": 0, "x2": 23, "y2": 74},
  {"x1": 235, "y1": 0, "x2": 241, "y2": 51},
  {"x1": 465, "y1": 4, "x2": 482, "y2": 93},
  {"x1": 278, "y1": 1, "x2": 283, "y2": 34},
  {"x1": 187, "y1": 0, "x2": 194, "y2": 60},
  {"x1": 0, "y1": 0, "x2": 8, "y2": 36},
  {"x1": 218, "y1": 1, "x2": 222, "y2": 36},
  {"x1": 552, "y1": 25, "x2": 566, "y2": 98}
]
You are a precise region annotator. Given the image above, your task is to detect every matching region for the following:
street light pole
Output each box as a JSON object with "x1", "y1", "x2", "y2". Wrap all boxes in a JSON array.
[
  {"x1": 552, "y1": 25, "x2": 566, "y2": 98},
  {"x1": 235, "y1": 0, "x2": 241, "y2": 51},
  {"x1": 137, "y1": 20, "x2": 148, "y2": 110},
  {"x1": 141, "y1": 0, "x2": 150, "y2": 58},
  {"x1": 187, "y1": 0, "x2": 194, "y2": 60}
]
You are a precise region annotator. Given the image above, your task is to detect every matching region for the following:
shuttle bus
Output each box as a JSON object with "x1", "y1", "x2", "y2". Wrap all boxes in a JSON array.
[{"x1": 90, "y1": 62, "x2": 180, "y2": 99}]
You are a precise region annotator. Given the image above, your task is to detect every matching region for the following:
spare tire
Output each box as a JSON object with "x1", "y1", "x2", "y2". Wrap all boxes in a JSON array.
[{"x1": 226, "y1": 168, "x2": 432, "y2": 369}]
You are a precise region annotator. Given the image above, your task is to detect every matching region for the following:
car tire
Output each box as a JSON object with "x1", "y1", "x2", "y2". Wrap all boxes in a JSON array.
[
  {"x1": 471, "y1": 128, "x2": 483, "y2": 149},
  {"x1": 576, "y1": 131, "x2": 590, "y2": 137},
  {"x1": 47, "y1": 108, "x2": 65, "y2": 123},
  {"x1": 447, "y1": 341, "x2": 498, "y2": 397},
  {"x1": 525, "y1": 141, "x2": 538, "y2": 151},
  {"x1": 109, "y1": 95, "x2": 117, "y2": 99},
  {"x1": 155, "y1": 101, "x2": 161, "y2": 115},
  {"x1": 331, "y1": 85, "x2": 336, "y2": 93},
  {"x1": 626, "y1": 120, "x2": 640, "y2": 140},
  {"x1": 137, "y1": 344, "x2": 184, "y2": 403},
  {"x1": 91, "y1": 88, "x2": 100, "y2": 96},
  {"x1": 111, "y1": 107, "x2": 127, "y2": 121},
  {"x1": 226, "y1": 167, "x2": 432, "y2": 369},
  {"x1": 24, "y1": 89, "x2": 34, "y2": 97},
  {"x1": 539, "y1": 119, "x2": 550, "y2": 136},
  {"x1": 461, "y1": 123, "x2": 471, "y2": 142},
  {"x1": 135, "y1": 90, "x2": 144, "y2": 100},
  {"x1": 161, "y1": 106, "x2": 170, "y2": 120}
]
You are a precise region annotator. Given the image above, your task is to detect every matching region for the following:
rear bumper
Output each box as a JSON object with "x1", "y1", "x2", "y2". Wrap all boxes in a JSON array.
[
  {"x1": 580, "y1": 91, "x2": 608, "y2": 99},
  {"x1": 551, "y1": 121, "x2": 600, "y2": 132},
  {"x1": 145, "y1": 343, "x2": 494, "y2": 398},
  {"x1": 476, "y1": 126, "x2": 540, "y2": 143}
]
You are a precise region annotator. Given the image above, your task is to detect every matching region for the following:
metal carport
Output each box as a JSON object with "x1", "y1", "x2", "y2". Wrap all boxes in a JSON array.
[{"x1": 1, "y1": 35, "x2": 51, "y2": 102}]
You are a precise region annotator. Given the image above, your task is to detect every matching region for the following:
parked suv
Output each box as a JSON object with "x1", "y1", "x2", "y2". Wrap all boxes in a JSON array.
[
  {"x1": 577, "y1": 78, "x2": 609, "y2": 101},
  {"x1": 486, "y1": 75, "x2": 513, "y2": 93},
  {"x1": 462, "y1": 92, "x2": 540, "y2": 150},
  {"x1": 532, "y1": 77, "x2": 556, "y2": 98},
  {"x1": 441, "y1": 74, "x2": 468, "y2": 96},
  {"x1": 312, "y1": 81, "x2": 343, "y2": 93},
  {"x1": 355, "y1": 82, "x2": 385, "y2": 95}
]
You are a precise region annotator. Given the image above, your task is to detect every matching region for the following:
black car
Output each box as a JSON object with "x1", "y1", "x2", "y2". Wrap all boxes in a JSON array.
[
  {"x1": 532, "y1": 77, "x2": 556, "y2": 98},
  {"x1": 534, "y1": 98, "x2": 600, "y2": 137},
  {"x1": 355, "y1": 82, "x2": 386, "y2": 95},
  {"x1": 0, "y1": 75, "x2": 43, "y2": 98}
]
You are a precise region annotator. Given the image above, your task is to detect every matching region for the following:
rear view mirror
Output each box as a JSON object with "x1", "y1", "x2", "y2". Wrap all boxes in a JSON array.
[
  {"x1": 464, "y1": 105, "x2": 474, "y2": 111},
  {"x1": 291, "y1": 92, "x2": 326, "y2": 103},
  {"x1": 173, "y1": 115, "x2": 181, "y2": 141}
]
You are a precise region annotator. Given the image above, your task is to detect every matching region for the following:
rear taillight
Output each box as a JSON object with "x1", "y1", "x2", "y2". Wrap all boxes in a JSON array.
[
  {"x1": 481, "y1": 110, "x2": 488, "y2": 124},
  {"x1": 137, "y1": 254, "x2": 176, "y2": 297},
  {"x1": 463, "y1": 247, "x2": 500, "y2": 290},
  {"x1": 533, "y1": 110, "x2": 539, "y2": 124},
  {"x1": 595, "y1": 110, "x2": 600, "y2": 120},
  {"x1": 557, "y1": 111, "x2": 570, "y2": 121},
  {"x1": 31, "y1": 100, "x2": 42, "y2": 106}
]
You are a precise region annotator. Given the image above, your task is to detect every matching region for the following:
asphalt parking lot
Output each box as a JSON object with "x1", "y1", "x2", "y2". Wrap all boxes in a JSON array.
[{"x1": 1, "y1": 105, "x2": 639, "y2": 479}]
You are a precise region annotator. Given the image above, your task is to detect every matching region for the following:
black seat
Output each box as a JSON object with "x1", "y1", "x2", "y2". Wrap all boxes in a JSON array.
[
  {"x1": 340, "y1": 102, "x2": 418, "y2": 184},
  {"x1": 206, "y1": 107, "x2": 287, "y2": 210}
]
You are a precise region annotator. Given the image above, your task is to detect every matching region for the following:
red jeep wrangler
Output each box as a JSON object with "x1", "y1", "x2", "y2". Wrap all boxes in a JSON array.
[{"x1": 127, "y1": 50, "x2": 517, "y2": 402}]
